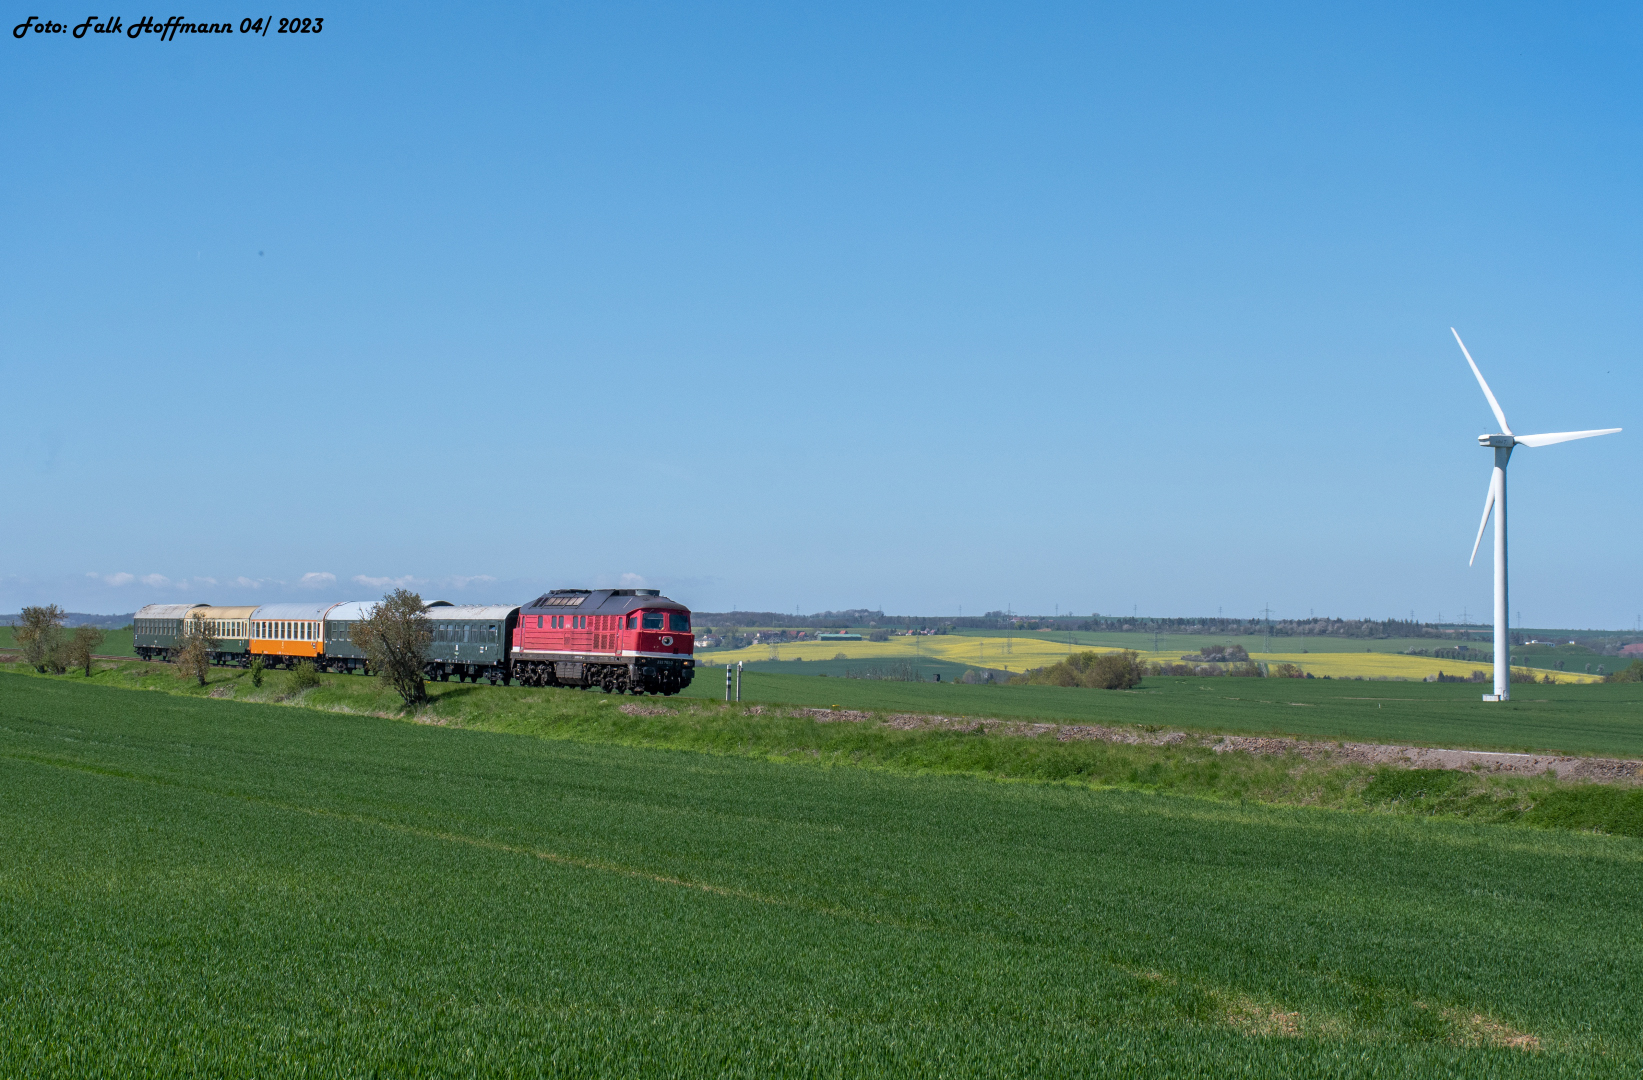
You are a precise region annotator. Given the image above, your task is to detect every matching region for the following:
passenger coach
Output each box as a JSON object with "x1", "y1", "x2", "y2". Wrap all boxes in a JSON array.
[
  {"x1": 322, "y1": 601, "x2": 519, "y2": 683},
  {"x1": 248, "y1": 603, "x2": 340, "y2": 666},
  {"x1": 512, "y1": 588, "x2": 693, "y2": 695},
  {"x1": 134, "y1": 603, "x2": 207, "y2": 661},
  {"x1": 185, "y1": 606, "x2": 257, "y2": 667}
]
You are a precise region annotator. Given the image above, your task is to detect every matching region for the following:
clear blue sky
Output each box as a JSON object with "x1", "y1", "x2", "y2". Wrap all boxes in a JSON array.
[{"x1": 4, "y1": 2, "x2": 1639, "y2": 627}]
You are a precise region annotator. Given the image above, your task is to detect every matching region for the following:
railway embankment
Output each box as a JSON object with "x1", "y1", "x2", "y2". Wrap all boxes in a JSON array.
[{"x1": 6, "y1": 656, "x2": 1643, "y2": 839}]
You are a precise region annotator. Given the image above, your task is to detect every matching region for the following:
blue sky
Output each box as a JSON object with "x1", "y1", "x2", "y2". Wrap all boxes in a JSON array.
[{"x1": 4, "y1": 1, "x2": 1639, "y2": 627}]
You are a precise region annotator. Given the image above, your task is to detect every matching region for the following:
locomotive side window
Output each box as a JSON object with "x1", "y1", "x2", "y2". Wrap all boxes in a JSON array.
[
  {"x1": 627, "y1": 615, "x2": 637, "y2": 629},
  {"x1": 669, "y1": 612, "x2": 690, "y2": 632},
  {"x1": 537, "y1": 616, "x2": 543, "y2": 628},
  {"x1": 641, "y1": 612, "x2": 664, "y2": 630}
]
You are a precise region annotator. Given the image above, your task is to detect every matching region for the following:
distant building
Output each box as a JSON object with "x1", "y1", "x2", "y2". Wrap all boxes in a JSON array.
[{"x1": 1621, "y1": 643, "x2": 1643, "y2": 658}]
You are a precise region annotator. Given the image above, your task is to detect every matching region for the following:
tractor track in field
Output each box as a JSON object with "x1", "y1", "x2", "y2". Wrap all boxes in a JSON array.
[{"x1": 776, "y1": 706, "x2": 1643, "y2": 783}]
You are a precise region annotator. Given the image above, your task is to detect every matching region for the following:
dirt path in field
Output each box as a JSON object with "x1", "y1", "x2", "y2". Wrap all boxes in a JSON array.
[{"x1": 771, "y1": 706, "x2": 1643, "y2": 782}]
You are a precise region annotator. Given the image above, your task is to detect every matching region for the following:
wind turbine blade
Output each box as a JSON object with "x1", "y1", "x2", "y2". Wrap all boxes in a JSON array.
[
  {"x1": 1513, "y1": 428, "x2": 1622, "y2": 448},
  {"x1": 1469, "y1": 477, "x2": 1495, "y2": 567},
  {"x1": 1452, "y1": 328, "x2": 1512, "y2": 435}
]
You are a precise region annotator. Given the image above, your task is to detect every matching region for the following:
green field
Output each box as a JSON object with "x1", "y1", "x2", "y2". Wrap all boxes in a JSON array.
[
  {"x1": 2, "y1": 672, "x2": 1641, "y2": 1075},
  {"x1": 0, "y1": 625, "x2": 135, "y2": 656},
  {"x1": 1511, "y1": 643, "x2": 1632, "y2": 675},
  {"x1": 686, "y1": 670, "x2": 1643, "y2": 757}
]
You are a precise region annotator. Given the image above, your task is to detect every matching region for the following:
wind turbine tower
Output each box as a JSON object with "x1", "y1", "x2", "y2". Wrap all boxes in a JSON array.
[{"x1": 1452, "y1": 328, "x2": 1620, "y2": 701}]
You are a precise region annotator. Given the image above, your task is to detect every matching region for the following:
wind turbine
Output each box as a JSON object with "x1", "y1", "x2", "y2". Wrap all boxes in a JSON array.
[{"x1": 1452, "y1": 328, "x2": 1620, "y2": 701}]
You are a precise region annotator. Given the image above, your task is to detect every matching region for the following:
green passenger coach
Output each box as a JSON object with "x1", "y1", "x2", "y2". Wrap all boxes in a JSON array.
[{"x1": 134, "y1": 603, "x2": 208, "y2": 661}]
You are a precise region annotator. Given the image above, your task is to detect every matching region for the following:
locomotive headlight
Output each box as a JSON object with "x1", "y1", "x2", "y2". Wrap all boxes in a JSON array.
[{"x1": 661, "y1": 635, "x2": 673, "y2": 646}]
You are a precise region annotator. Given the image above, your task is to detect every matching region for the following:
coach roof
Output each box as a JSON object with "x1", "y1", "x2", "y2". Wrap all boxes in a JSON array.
[
  {"x1": 423, "y1": 605, "x2": 518, "y2": 621},
  {"x1": 325, "y1": 601, "x2": 379, "y2": 622},
  {"x1": 192, "y1": 606, "x2": 258, "y2": 620},
  {"x1": 135, "y1": 603, "x2": 208, "y2": 620},
  {"x1": 250, "y1": 602, "x2": 342, "y2": 621}
]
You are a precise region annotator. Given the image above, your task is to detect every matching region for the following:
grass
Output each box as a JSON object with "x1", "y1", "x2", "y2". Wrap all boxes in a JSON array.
[{"x1": 3, "y1": 672, "x2": 1643, "y2": 1075}]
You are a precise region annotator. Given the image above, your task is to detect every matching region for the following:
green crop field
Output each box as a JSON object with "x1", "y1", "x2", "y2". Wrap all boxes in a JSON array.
[
  {"x1": 686, "y1": 670, "x2": 1643, "y2": 757},
  {"x1": 2, "y1": 672, "x2": 1641, "y2": 1076},
  {"x1": 1511, "y1": 643, "x2": 1632, "y2": 675},
  {"x1": 0, "y1": 625, "x2": 135, "y2": 656}
]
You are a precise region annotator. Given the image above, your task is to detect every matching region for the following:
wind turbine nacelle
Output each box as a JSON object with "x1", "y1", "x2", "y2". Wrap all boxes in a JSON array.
[{"x1": 1478, "y1": 434, "x2": 1516, "y2": 448}]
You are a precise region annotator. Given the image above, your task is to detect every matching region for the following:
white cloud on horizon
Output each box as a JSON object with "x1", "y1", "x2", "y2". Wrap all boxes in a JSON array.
[
  {"x1": 298, "y1": 572, "x2": 337, "y2": 588},
  {"x1": 619, "y1": 572, "x2": 648, "y2": 588},
  {"x1": 353, "y1": 574, "x2": 419, "y2": 590}
]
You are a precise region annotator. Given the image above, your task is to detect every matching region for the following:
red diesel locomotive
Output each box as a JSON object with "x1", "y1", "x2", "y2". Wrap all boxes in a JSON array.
[{"x1": 511, "y1": 588, "x2": 695, "y2": 695}]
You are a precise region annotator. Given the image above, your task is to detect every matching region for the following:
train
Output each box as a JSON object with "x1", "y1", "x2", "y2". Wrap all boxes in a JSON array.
[{"x1": 132, "y1": 588, "x2": 695, "y2": 695}]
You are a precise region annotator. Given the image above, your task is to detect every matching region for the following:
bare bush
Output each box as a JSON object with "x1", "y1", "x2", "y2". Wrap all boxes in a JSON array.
[
  {"x1": 16, "y1": 605, "x2": 66, "y2": 672},
  {"x1": 174, "y1": 619, "x2": 219, "y2": 686},
  {"x1": 352, "y1": 589, "x2": 431, "y2": 707},
  {"x1": 65, "y1": 626, "x2": 105, "y2": 677}
]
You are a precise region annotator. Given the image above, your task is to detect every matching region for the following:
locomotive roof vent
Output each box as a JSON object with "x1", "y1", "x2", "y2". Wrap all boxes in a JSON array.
[{"x1": 611, "y1": 589, "x2": 661, "y2": 596}]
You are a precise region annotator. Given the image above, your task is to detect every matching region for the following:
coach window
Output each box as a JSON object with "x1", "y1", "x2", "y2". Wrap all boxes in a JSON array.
[{"x1": 641, "y1": 612, "x2": 664, "y2": 630}]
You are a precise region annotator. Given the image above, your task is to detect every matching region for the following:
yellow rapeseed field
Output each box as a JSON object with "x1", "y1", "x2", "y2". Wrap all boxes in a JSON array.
[{"x1": 699, "y1": 635, "x2": 1602, "y2": 684}]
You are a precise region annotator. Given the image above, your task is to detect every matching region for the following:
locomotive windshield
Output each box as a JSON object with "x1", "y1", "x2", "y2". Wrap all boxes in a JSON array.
[
  {"x1": 641, "y1": 612, "x2": 664, "y2": 630},
  {"x1": 669, "y1": 612, "x2": 690, "y2": 632}
]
